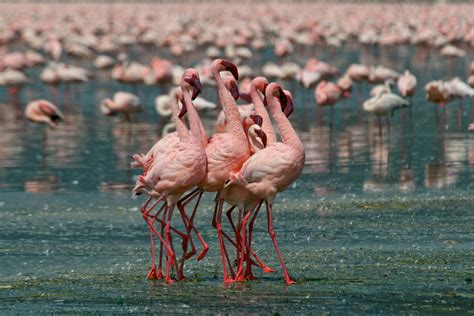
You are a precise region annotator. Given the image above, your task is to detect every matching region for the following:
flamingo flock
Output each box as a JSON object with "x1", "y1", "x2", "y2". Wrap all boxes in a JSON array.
[
  {"x1": 129, "y1": 60, "x2": 304, "y2": 285},
  {"x1": 2, "y1": 2, "x2": 474, "y2": 286}
]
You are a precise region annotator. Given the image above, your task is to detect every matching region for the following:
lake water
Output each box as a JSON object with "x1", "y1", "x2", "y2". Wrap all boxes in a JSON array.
[{"x1": 1, "y1": 44, "x2": 473, "y2": 313}]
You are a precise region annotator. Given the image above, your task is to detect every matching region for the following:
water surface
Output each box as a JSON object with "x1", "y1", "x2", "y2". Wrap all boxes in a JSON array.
[{"x1": 1, "y1": 43, "x2": 474, "y2": 313}]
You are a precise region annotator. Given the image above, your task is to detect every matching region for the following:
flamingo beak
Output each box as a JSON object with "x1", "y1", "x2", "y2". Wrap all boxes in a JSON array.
[
  {"x1": 250, "y1": 114, "x2": 263, "y2": 127},
  {"x1": 221, "y1": 60, "x2": 239, "y2": 81},
  {"x1": 284, "y1": 96, "x2": 294, "y2": 117},
  {"x1": 178, "y1": 97, "x2": 187, "y2": 118},
  {"x1": 255, "y1": 128, "x2": 267, "y2": 147},
  {"x1": 278, "y1": 87, "x2": 288, "y2": 112},
  {"x1": 186, "y1": 76, "x2": 202, "y2": 100},
  {"x1": 230, "y1": 81, "x2": 240, "y2": 100}
]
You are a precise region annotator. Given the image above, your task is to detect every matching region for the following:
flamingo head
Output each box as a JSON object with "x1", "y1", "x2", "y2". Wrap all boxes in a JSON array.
[
  {"x1": 182, "y1": 68, "x2": 202, "y2": 100},
  {"x1": 266, "y1": 82, "x2": 288, "y2": 112},
  {"x1": 100, "y1": 98, "x2": 115, "y2": 116},
  {"x1": 283, "y1": 90, "x2": 294, "y2": 117},
  {"x1": 253, "y1": 76, "x2": 268, "y2": 105},
  {"x1": 211, "y1": 59, "x2": 239, "y2": 81},
  {"x1": 224, "y1": 75, "x2": 239, "y2": 101},
  {"x1": 250, "y1": 114, "x2": 267, "y2": 147},
  {"x1": 249, "y1": 114, "x2": 263, "y2": 127},
  {"x1": 468, "y1": 123, "x2": 474, "y2": 131},
  {"x1": 249, "y1": 124, "x2": 267, "y2": 148}
]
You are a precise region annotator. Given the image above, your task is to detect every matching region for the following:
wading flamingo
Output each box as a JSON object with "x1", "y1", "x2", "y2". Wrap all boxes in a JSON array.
[
  {"x1": 133, "y1": 69, "x2": 207, "y2": 284},
  {"x1": 225, "y1": 82, "x2": 305, "y2": 285}
]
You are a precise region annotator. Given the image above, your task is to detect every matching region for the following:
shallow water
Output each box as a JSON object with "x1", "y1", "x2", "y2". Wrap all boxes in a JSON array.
[{"x1": 1, "y1": 44, "x2": 474, "y2": 313}]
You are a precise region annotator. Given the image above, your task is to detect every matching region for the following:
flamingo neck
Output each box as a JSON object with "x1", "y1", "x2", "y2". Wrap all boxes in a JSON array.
[
  {"x1": 171, "y1": 91, "x2": 190, "y2": 142},
  {"x1": 250, "y1": 86, "x2": 276, "y2": 144},
  {"x1": 182, "y1": 88, "x2": 205, "y2": 146},
  {"x1": 212, "y1": 69, "x2": 244, "y2": 137},
  {"x1": 267, "y1": 94, "x2": 303, "y2": 152}
]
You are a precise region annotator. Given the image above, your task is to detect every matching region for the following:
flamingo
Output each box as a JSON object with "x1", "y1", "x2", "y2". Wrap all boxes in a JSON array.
[
  {"x1": 24, "y1": 99, "x2": 63, "y2": 146},
  {"x1": 363, "y1": 91, "x2": 409, "y2": 137},
  {"x1": 225, "y1": 82, "x2": 305, "y2": 285},
  {"x1": 100, "y1": 91, "x2": 143, "y2": 123},
  {"x1": 397, "y1": 70, "x2": 417, "y2": 131},
  {"x1": 315, "y1": 80, "x2": 343, "y2": 128},
  {"x1": 133, "y1": 69, "x2": 207, "y2": 283},
  {"x1": 176, "y1": 59, "x2": 251, "y2": 283}
]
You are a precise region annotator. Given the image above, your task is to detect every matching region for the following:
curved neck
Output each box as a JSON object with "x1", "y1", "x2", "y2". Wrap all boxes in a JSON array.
[
  {"x1": 182, "y1": 87, "x2": 205, "y2": 146},
  {"x1": 267, "y1": 95, "x2": 303, "y2": 151},
  {"x1": 171, "y1": 92, "x2": 190, "y2": 142},
  {"x1": 212, "y1": 69, "x2": 244, "y2": 136},
  {"x1": 250, "y1": 86, "x2": 276, "y2": 144}
]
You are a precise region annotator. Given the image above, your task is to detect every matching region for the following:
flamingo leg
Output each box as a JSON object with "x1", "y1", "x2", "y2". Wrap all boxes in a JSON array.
[
  {"x1": 177, "y1": 189, "x2": 208, "y2": 260},
  {"x1": 265, "y1": 201, "x2": 295, "y2": 285},
  {"x1": 246, "y1": 202, "x2": 275, "y2": 276},
  {"x1": 141, "y1": 202, "x2": 175, "y2": 280},
  {"x1": 164, "y1": 205, "x2": 180, "y2": 284},
  {"x1": 214, "y1": 198, "x2": 235, "y2": 282},
  {"x1": 225, "y1": 204, "x2": 272, "y2": 272},
  {"x1": 234, "y1": 210, "x2": 253, "y2": 281}
]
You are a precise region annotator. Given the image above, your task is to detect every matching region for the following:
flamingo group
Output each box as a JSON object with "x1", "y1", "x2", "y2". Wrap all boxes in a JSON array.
[{"x1": 130, "y1": 60, "x2": 305, "y2": 285}]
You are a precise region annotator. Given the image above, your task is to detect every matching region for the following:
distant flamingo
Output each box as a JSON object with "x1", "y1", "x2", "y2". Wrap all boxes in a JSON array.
[
  {"x1": 100, "y1": 91, "x2": 143, "y2": 123},
  {"x1": 315, "y1": 80, "x2": 342, "y2": 128},
  {"x1": 25, "y1": 99, "x2": 63, "y2": 146}
]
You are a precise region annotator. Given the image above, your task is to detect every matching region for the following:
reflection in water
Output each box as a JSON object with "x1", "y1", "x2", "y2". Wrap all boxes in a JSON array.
[
  {"x1": 24, "y1": 176, "x2": 57, "y2": 193},
  {"x1": 0, "y1": 44, "x2": 473, "y2": 197}
]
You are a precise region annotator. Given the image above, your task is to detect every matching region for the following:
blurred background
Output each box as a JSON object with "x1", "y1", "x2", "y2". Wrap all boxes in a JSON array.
[{"x1": 0, "y1": 1, "x2": 473, "y2": 314}]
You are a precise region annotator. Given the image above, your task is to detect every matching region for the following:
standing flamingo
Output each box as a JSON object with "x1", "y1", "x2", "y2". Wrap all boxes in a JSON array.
[
  {"x1": 24, "y1": 99, "x2": 63, "y2": 147},
  {"x1": 315, "y1": 80, "x2": 342, "y2": 128},
  {"x1": 225, "y1": 82, "x2": 305, "y2": 285},
  {"x1": 100, "y1": 91, "x2": 143, "y2": 123},
  {"x1": 397, "y1": 70, "x2": 417, "y2": 131},
  {"x1": 177, "y1": 59, "x2": 251, "y2": 283},
  {"x1": 133, "y1": 69, "x2": 207, "y2": 284}
]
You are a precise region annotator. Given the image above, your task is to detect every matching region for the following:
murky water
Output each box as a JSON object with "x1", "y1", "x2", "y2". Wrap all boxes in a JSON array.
[{"x1": 1, "y1": 44, "x2": 474, "y2": 313}]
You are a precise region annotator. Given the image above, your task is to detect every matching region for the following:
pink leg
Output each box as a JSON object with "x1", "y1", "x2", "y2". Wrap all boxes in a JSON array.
[
  {"x1": 177, "y1": 190, "x2": 208, "y2": 260},
  {"x1": 214, "y1": 198, "x2": 235, "y2": 282},
  {"x1": 140, "y1": 197, "x2": 161, "y2": 279},
  {"x1": 164, "y1": 206, "x2": 177, "y2": 284},
  {"x1": 225, "y1": 204, "x2": 272, "y2": 272},
  {"x1": 142, "y1": 207, "x2": 175, "y2": 278},
  {"x1": 234, "y1": 210, "x2": 253, "y2": 281},
  {"x1": 265, "y1": 201, "x2": 295, "y2": 285},
  {"x1": 246, "y1": 202, "x2": 275, "y2": 277}
]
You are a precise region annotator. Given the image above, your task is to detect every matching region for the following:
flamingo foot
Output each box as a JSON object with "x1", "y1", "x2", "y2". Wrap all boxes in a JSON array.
[
  {"x1": 223, "y1": 276, "x2": 235, "y2": 284},
  {"x1": 156, "y1": 269, "x2": 163, "y2": 280},
  {"x1": 165, "y1": 276, "x2": 174, "y2": 285},
  {"x1": 262, "y1": 266, "x2": 276, "y2": 273},
  {"x1": 285, "y1": 278, "x2": 296, "y2": 285},
  {"x1": 147, "y1": 265, "x2": 158, "y2": 280}
]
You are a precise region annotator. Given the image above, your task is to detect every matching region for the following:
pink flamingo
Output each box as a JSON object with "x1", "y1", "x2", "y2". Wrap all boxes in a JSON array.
[
  {"x1": 226, "y1": 82, "x2": 305, "y2": 285},
  {"x1": 24, "y1": 99, "x2": 63, "y2": 146},
  {"x1": 315, "y1": 80, "x2": 343, "y2": 128},
  {"x1": 177, "y1": 59, "x2": 251, "y2": 283},
  {"x1": 397, "y1": 70, "x2": 417, "y2": 130},
  {"x1": 133, "y1": 69, "x2": 207, "y2": 284},
  {"x1": 100, "y1": 91, "x2": 143, "y2": 123}
]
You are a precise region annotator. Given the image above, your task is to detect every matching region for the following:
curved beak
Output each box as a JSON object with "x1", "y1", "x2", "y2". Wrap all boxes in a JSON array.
[
  {"x1": 250, "y1": 114, "x2": 263, "y2": 127},
  {"x1": 230, "y1": 81, "x2": 240, "y2": 100},
  {"x1": 254, "y1": 128, "x2": 267, "y2": 147},
  {"x1": 178, "y1": 97, "x2": 187, "y2": 118},
  {"x1": 284, "y1": 96, "x2": 294, "y2": 117},
  {"x1": 221, "y1": 60, "x2": 239, "y2": 81},
  {"x1": 188, "y1": 76, "x2": 203, "y2": 100},
  {"x1": 278, "y1": 87, "x2": 288, "y2": 112}
]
